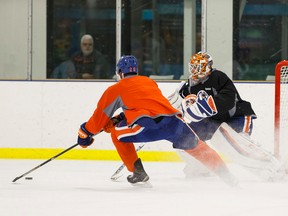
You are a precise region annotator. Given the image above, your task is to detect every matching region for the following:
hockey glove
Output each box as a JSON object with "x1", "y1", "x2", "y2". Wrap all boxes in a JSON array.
[
  {"x1": 103, "y1": 112, "x2": 125, "y2": 133},
  {"x1": 196, "y1": 90, "x2": 218, "y2": 117},
  {"x1": 78, "y1": 122, "x2": 94, "y2": 148},
  {"x1": 181, "y1": 90, "x2": 217, "y2": 123}
]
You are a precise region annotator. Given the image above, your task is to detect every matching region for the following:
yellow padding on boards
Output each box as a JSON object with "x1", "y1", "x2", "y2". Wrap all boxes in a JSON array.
[{"x1": 0, "y1": 148, "x2": 182, "y2": 162}]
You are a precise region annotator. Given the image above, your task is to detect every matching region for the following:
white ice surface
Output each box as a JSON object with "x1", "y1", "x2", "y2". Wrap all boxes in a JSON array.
[{"x1": 1, "y1": 159, "x2": 288, "y2": 216}]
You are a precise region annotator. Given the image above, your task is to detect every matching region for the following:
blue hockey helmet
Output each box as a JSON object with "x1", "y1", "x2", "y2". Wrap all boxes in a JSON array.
[{"x1": 116, "y1": 55, "x2": 138, "y2": 77}]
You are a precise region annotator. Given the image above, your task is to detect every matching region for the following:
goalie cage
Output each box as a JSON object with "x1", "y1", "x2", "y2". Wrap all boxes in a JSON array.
[{"x1": 274, "y1": 60, "x2": 288, "y2": 160}]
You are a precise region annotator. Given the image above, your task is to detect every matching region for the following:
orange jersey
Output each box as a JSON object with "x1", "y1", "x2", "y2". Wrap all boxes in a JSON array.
[{"x1": 85, "y1": 75, "x2": 181, "y2": 134}]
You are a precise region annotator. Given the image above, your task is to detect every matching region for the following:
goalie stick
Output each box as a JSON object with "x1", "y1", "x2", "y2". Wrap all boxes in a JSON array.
[{"x1": 111, "y1": 144, "x2": 145, "y2": 181}]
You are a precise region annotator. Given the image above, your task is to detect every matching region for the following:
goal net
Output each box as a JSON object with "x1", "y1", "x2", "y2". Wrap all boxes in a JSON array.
[{"x1": 274, "y1": 60, "x2": 288, "y2": 160}]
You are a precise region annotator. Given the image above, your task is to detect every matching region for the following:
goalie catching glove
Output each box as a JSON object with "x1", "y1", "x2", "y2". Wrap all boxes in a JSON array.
[
  {"x1": 181, "y1": 90, "x2": 217, "y2": 123},
  {"x1": 78, "y1": 122, "x2": 94, "y2": 148}
]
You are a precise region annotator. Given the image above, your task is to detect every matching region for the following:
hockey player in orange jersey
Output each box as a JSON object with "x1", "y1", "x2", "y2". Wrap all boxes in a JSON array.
[{"x1": 77, "y1": 55, "x2": 237, "y2": 186}]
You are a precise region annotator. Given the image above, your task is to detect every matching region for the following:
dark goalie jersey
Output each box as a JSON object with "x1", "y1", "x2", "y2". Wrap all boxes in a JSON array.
[{"x1": 179, "y1": 69, "x2": 256, "y2": 122}]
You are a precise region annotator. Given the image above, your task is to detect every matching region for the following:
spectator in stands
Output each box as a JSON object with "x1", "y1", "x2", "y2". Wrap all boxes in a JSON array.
[{"x1": 51, "y1": 34, "x2": 111, "y2": 79}]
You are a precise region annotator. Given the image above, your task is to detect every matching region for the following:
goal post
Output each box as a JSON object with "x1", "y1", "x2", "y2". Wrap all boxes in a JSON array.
[{"x1": 274, "y1": 60, "x2": 288, "y2": 159}]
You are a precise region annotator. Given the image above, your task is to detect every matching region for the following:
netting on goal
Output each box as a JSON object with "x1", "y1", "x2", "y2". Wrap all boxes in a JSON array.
[{"x1": 274, "y1": 60, "x2": 288, "y2": 159}]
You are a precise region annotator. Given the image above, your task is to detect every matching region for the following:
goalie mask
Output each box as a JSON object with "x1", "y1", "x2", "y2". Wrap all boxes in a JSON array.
[
  {"x1": 188, "y1": 51, "x2": 213, "y2": 86},
  {"x1": 116, "y1": 55, "x2": 138, "y2": 80}
]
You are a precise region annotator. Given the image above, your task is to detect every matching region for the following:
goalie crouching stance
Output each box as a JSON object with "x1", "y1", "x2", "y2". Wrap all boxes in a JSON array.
[
  {"x1": 77, "y1": 55, "x2": 237, "y2": 186},
  {"x1": 168, "y1": 51, "x2": 286, "y2": 181}
]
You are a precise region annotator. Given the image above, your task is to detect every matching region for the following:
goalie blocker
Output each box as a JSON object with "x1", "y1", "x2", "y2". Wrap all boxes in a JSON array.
[{"x1": 181, "y1": 90, "x2": 218, "y2": 123}]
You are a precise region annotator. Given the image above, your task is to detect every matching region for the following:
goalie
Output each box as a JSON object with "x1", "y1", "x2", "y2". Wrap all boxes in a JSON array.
[{"x1": 168, "y1": 51, "x2": 286, "y2": 181}]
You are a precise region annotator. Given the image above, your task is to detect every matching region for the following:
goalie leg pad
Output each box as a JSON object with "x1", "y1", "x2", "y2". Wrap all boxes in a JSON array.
[{"x1": 211, "y1": 122, "x2": 285, "y2": 181}]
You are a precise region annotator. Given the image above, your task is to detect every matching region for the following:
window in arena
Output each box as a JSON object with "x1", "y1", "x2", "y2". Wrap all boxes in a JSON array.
[
  {"x1": 46, "y1": 0, "x2": 202, "y2": 80},
  {"x1": 47, "y1": 0, "x2": 116, "y2": 79},
  {"x1": 0, "y1": 0, "x2": 287, "y2": 80},
  {"x1": 45, "y1": 0, "x2": 288, "y2": 80},
  {"x1": 233, "y1": 0, "x2": 288, "y2": 80}
]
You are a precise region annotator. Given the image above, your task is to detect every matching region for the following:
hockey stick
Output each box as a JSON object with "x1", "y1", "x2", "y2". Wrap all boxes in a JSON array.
[
  {"x1": 12, "y1": 127, "x2": 105, "y2": 183},
  {"x1": 110, "y1": 144, "x2": 145, "y2": 181},
  {"x1": 12, "y1": 143, "x2": 79, "y2": 183}
]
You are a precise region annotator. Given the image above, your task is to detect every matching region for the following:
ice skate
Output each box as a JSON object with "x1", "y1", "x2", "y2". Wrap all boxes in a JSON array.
[
  {"x1": 256, "y1": 159, "x2": 288, "y2": 182},
  {"x1": 183, "y1": 163, "x2": 214, "y2": 179},
  {"x1": 127, "y1": 158, "x2": 150, "y2": 186},
  {"x1": 214, "y1": 165, "x2": 239, "y2": 187}
]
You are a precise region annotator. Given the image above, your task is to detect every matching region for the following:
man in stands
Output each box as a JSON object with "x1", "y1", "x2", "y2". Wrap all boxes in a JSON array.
[{"x1": 52, "y1": 34, "x2": 110, "y2": 79}]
